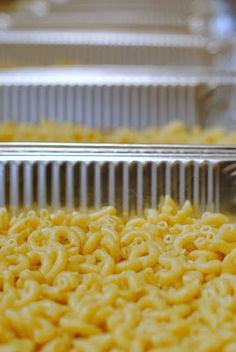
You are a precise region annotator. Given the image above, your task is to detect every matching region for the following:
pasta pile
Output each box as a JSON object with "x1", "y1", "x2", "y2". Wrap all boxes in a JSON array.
[
  {"x1": 0, "y1": 121, "x2": 235, "y2": 144},
  {"x1": 1, "y1": 197, "x2": 236, "y2": 351}
]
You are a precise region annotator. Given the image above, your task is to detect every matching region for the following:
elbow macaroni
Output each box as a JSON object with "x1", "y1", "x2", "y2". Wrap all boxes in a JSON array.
[
  {"x1": 0, "y1": 121, "x2": 235, "y2": 144},
  {"x1": 1, "y1": 197, "x2": 236, "y2": 351}
]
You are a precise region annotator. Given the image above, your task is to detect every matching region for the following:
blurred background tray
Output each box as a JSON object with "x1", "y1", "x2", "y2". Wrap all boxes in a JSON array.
[
  {"x1": 2, "y1": 0, "x2": 211, "y2": 33},
  {"x1": 0, "y1": 66, "x2": 235, "y2": 130},
  {"x1": 0, "y1": 31, "x2": 230, "y2": 67},
  {"x1": 5, "y1": 11, "x2": 198, "y2": 32}
]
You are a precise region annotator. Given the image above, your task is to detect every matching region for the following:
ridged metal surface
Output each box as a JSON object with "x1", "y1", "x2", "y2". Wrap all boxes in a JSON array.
[
  {"x1": 0, "y1": 68, "x2": 235, "y2": 129},
  {"x1": 0, "y1": 145, "x2": 234, "y2": 214},
  {"x1": 0, "y1": 31, "x2": 222, "y2": 67},
  {"x1": 0, "y1": 83, "x2": 199, "y2": 128}
]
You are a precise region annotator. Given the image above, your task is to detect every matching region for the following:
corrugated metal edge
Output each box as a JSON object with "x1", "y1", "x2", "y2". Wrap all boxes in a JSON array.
[
  {"x1": 0, "y1": 70, "x2": 234, "y2": 130},
  {"x1": 0, "y1": 145, "x2": 233, "y2": 214}
]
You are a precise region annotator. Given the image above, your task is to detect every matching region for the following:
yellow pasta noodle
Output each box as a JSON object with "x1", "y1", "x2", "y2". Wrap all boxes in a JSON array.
[
  {"x1": 0, "y1": 121, "x2": 235, "y2": 144},
  {"x1": 1, "y1": 197, "x2": 236, "y2": 351}
]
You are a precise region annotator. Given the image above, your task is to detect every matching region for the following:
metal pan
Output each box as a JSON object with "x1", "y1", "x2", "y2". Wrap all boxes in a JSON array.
[
  {"x1": 0, "y1": 144, "x2": 235, "y2": 215},
  {"x1": 0, "y1": 66, "x2": 235, "y2": 130},
  {"x1": 0, "y1": 31, "x2": 229, "y2": 67},
  {"x1": 6, "y1": 10, "x2": 192, "y2": 32}
]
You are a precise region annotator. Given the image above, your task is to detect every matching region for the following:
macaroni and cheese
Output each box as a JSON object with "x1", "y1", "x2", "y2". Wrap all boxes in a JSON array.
[
  {"x1": 0, "y1": 121, "x2": 235, "y2": 144},
  {"x1": 1, "y1": 197, "x2": 236, "y2": 351}
]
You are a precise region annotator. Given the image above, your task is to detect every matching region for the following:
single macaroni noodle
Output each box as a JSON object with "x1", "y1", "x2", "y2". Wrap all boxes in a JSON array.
[
  {"x1": 1, "y1": 197, "x2": 236, "y2": 351},
  {"x1": 0, "y1": 121, "x2": 235, "y2": 144}
]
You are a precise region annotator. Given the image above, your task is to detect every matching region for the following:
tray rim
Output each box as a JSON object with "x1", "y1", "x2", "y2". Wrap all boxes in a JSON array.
[
  {"x1": 0, "y1": 66, "x2": 235, "y2": 85},
  {"x1": 0, "y1": 29, "x2": 220, "y2": 47},
  {"x1": 0, "y1": 143, "x2": 235, "y2": 160}
]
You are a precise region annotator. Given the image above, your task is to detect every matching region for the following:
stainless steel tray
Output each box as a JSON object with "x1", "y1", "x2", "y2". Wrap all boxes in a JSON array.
[
  {"x1": 48, "y1": 0, "x2": 195, "y2": 13},
  {"x1": 17, "y1": 0, "x2": 210, "y2": 14},
  {"x1": 0, "y1": 66, "x2": 235, "y2": 130},
  {"x1": 3, "y1": 0, "x2": 215, "y2": 39},
  {"x1": 0, "y1": 144, "x2": 235, "y2": 215},
  {"x1": 4, "y1": 10, "x2": 191, "y2": 32},
  {"x1": 0, "y1": 31, "x2": 230, "y2": 67},
  {"x1": 13, "y1": 0, "x2": 212, "y2": 32},
  {"x1": 46, "y1": 0, "x2": 213, "y2": 34}
]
